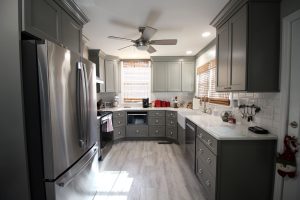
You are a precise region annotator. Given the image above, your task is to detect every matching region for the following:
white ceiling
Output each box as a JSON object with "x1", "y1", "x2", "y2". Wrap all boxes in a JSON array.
[{"x1": 75, "y1": 0, "x2": 229, "y2": 59}]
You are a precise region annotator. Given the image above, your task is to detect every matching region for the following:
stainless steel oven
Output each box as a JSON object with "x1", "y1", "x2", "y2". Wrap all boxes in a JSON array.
[
  {"x1": 127, "y1": 112, "x2": 148, "y2": 125},
  {"x1": 98, "y1": 111, "x2": 113, "y2": 160}
]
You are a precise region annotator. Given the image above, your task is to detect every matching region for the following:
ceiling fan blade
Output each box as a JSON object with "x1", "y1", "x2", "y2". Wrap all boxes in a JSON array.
[
  {"x1": 118, "y1": 45, "x2": 133, "y2": 51},
  {"x1": 109, "y1": 19, "x2": 137, "y2": 30},
  {"x1": 108, "y1": 36, "x2": 133, "y2": 41},
  {"x1": 150, "y1": 39, "x2": 177, "y2": 45},
  {"x1": 141, "y1": 26, "x2": 157, "y2": 41},
  {"x1": 147, "y1": 45, "x2": 156, "y2": 53}
]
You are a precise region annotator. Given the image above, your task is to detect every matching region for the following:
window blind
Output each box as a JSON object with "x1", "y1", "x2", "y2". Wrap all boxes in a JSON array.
[
  {"x1": 196, "y1": 59, "x2": 229, "y2": 105},
  {"x1": 122, "y1": 61, "x2": 151, "y2": 102}
]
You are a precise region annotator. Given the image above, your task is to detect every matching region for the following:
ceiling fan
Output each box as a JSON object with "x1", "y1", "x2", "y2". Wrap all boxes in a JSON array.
[{"x1": 107, "y1": 26, "x2": 177, "y2": 53}]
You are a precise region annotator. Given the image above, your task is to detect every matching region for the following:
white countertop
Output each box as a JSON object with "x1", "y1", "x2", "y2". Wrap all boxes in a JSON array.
[
  {"x1": 100, "y1": 107, "x2": 277, "y2": 141},
  {"x1": 99, "y1": 107, "x2": 193, "y2": 112},
  {"x1": 186, "y1": 114, "x2": 277, "y2": 140}
]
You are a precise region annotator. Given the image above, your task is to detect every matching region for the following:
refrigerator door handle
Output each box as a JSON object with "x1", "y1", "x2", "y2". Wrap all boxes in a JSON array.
[
  {"x1": 76, "y1": 62, "x2": 86, "y2": 148},
  {"x1": 56, "y1": 146, "x2": 98, "y2": 187},
  {"x1": 82, "y1": 63, "x2": 89, "y2": 145}
]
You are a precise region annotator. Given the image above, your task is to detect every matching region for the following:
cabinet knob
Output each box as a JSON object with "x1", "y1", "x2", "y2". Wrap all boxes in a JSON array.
[
  {"x1": 136, "y1": 130, "x2": 139, "y2": 134},
  {"x1": 199, "y1": 149, "x2": 203, "y2": 154},
  {"x1": 171, "y1": 121, "x2": 174, "y2": 124},
  {"x1": 155, "y1": 130, "x2": 159, "y2": 134},
  {"x1": 156, "y1": 112, "x2": 159, "y2": 115},
  {"x1": 207, "y1": 158, "x2": 211, "y2": 164},
  {"x1": 199, "y1": 133, "x2": 203, "y2": 139},
  {"x1": 118, "y1": 131, "x2": 121, "y2": 135},
  {"x1": 199, "y1": 169, "x2": 203, "y2": 174},
  {"x1": 118, "y1": 121, "x2": 121, "y2": 124},
  {"x1": 170, "y1": 132, "x2": 173, "y2": 135},
  {"x1": 205, "y1": 180, "x2": 211, "y2": 187},
  {"x1": 118, "y1": 113, "x2": 121, "y2": 116},
  {"x1": 207, "y1": 139, "x2": 212, "y2": 146},
  {"x1": 155, "y1": 120, "x2": 159, "y2": 123}
]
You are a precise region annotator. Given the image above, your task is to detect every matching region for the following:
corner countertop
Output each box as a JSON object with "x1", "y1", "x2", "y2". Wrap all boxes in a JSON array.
[{"x1": 185, "y1": 114, "x2": 277, "y2": 141}]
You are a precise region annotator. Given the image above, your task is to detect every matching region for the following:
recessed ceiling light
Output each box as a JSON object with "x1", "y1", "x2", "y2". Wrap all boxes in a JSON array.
[
  {"x1": 186, "y1": 50, "x2": 193, "y2": 55},
  {"x1": 202, "y1": 32, "x2": 211, "y2": 38}
]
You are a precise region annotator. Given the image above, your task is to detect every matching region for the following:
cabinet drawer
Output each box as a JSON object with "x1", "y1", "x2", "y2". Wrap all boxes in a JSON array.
[
  {"x1": 126, "y1": 126, "x2": 148, "y2": 137},
  {"x1": 166, "y1": 118, "x2": 177, "y2": 126},
  {"x1": 113, "y1": 126, "x2": 125, "y2": 140},
  {"x1": 148, "y1": 117, "x2": 165, "y2": 126},
  {"x1": 148, "y1": 110, "x2": 165, "y2": 117},
  {"x1": 113, "y1": 111, "x2": 125, "y2": 118},
  {"x1": 197, "y1": 127, "x2": 218, "y2": 155},
  {"x1": 149, "y1": 126, "x2": 166, "y2": 137},
  {"x1": 196, "y1": 157, "x2": 216, "y2": 200},
  {"x1": 166, "y1": 126, "x2": 177, "y2": 139},
  {"x1": 196, "y1": 138, "x2": 217, "y2": 176},
  {"x1": 166, "y1": 111, "x2": 177, "y2": 118},
  {"x1": 113, "y1": 117, "x2": 125, "y2": 127}
]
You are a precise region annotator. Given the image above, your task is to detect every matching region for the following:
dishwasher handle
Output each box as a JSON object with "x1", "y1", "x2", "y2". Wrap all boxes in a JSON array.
[{"x1": 186, "y1": 123, "x2": 195, "y2": 132}]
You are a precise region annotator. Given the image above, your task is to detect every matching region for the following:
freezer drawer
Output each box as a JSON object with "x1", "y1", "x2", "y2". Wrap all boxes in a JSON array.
[{"x1": 45, "y1": 145, "x2": 98, "y2": 200}]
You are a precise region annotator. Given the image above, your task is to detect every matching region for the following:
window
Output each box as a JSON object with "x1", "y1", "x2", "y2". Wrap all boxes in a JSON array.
[
  {"x1": 196, "y1": 59, "x2": 230, "y2": 105},
  {"x1": 122, "y1": 60, "x2": 151, "y2": 103}
]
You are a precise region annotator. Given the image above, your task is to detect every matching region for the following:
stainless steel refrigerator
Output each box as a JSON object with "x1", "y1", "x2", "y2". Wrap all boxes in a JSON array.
[{"x1": 21, "y1": 40, "x2": 98, "y2": 200}]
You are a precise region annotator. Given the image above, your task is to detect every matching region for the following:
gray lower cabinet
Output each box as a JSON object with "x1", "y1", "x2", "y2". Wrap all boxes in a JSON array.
[
  {"x1": 149, "y1": 117, "x2": 165, "y2": 126},
  {"x1": 113, "y1": 126, "x2": 126, "y2": 140},
  {"x1": 195, "y1": 127, "x2": 276, "y2": 200},
  {"x1": 166, "y1": 111, "x2": 177, "y2": 140},
  {"x1": 126, "y1": 126, "x2": 148, "y2": 137},
  {"x1": 148, "y1": 110, "x2": 166, "y2": 117},
  {"x1": 149, "y1": 126, "x2": 165, "y2": 137},
  {"x1": 178, "y1": 124, "x2": 185, "y2": 151},
  {"x1": 113, "y1": 111, "x2": 126, "y2": 140}
]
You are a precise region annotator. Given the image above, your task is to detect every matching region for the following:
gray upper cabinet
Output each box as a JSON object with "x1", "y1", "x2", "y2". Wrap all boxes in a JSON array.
[
  {"x1": 23, "y1": 0, "x2": 89, "y2": 54},
  {"x1": 61, "y1": 11, "x2": 81, "y2": 54},
  {"x1": 88, "y1": 49, "x2": 106, "y2": 93},
  {"x1": 167, "y1": 62, "x2": 182, "y2": 92},
  {"x1": 105, "y1": 60, "x2": 115, "y2": 92},
  {"x1": 211, "y1": 0, "x2": 280, "y2": 92},
  {"x1": 152, "y1": 62, "x2": 167, "y2": 92},
  {"x1": 216, "y1": 21, "x2": 230, "y2": 91},
  {"x1": 182, "y1": 62, "x2": 195, "y2": 92},
  {"x1": 152, "y1": 58, "x2": 195, "y2": 92},
  {"x1": 24, "y1": 0, "x2": 61, "y2": 43}
]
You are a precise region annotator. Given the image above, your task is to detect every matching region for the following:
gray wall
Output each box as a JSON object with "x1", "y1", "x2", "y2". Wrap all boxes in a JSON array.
[
  {"x1": 0, "y1": 0, "x2": 30, "y2": 200},
  {"x1": 281, "y1": 0, "x2": 300, "y2": 17}
]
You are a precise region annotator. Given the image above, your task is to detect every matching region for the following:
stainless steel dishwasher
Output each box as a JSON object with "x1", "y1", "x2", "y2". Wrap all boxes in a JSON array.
[{"x1": 185, "y1": 119, "x2": 196, "y2": 172}]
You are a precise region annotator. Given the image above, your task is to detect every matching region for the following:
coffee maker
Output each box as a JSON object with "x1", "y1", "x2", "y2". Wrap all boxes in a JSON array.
[{"x1": 142, "y1": 98, "x2": 149, "y2": 108}]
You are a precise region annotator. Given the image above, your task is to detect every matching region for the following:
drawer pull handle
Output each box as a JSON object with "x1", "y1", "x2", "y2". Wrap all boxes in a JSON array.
[
  {"x1": 155, "y1": 120, "x2": 159, "y2": 123},
  {"x1": 170, "y1": 132, "x2": 173, "y2": 135},
  {"x1": 199, "y1": 169, "x2": 203, "y2": 174},
  {"x1": 118, "y1": 113, "x2": 121, "y2": 116},
  {"x1": 118, "y1": 121, "x2": 121, "y2": 124},
  {"x1": 199, "y1": 133, "x2": 203, "y2": 139},
  {"x1": 136, "y1": 130, "x2": 139, "y2": 134},
  {"x1": 156, "y1": 113, "x2": 159, "y2": 115},
  {"x1": 171, "y1": 121, "x2": 174, "y2": 124},
  {"x1": 205, "y1": 180, "x2": 211, "y2": 187},
  {"x1": 224, "y1": 87, "x2": 231, "y2": 90},
  {"x1": 155, "y1": 130, "x2": 159, "y2": 134},
  {"x1": 118, "y1": 131, "x2": 121, "y2": 135},
  {"x1": 207, "y1": 158, "x2": 211, "y2": 164}
]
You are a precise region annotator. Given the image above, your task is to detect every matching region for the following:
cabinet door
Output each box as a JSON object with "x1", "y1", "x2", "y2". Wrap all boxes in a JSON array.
[
  {"x1": 167, "y1": 62, "x2": 182, "y2": 91},
  {"x1": 182, "y1": 62, "x2": 195, "y2": 92},
  {"x1": 24, "y1": 0, "x2": 61, "y2": 43},
  {"x1": 99, "y1": 57, "x2": 106, "y2": 92},
  {"x1": 229, "y1": 4, "x2": 247, "y2": 91},
  {"x1": 152, "y1": 62, "x2": 167, "y2": 92},
  {"x1": 61, "y1": 11, "x2": 82, "y2": 54},
  {"x1": 114, "y1": 61, "x2": 121, "y2": 93},
  {"x1": 216, "y1": 21, "x2": 230, "y2": 91},
  {"x1": 105, "y1": 60, "x2": 115, "y2": 92}
]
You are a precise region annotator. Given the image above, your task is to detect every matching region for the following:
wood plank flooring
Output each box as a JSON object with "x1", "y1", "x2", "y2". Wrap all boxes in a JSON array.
[{"x1": 93, "y1": 141, "x2": 207, "y2": 200}]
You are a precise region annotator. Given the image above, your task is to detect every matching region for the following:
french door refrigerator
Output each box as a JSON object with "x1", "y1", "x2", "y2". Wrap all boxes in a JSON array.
[{"x1": 21, "y1": 40, "x2": 98, "y2": 200}]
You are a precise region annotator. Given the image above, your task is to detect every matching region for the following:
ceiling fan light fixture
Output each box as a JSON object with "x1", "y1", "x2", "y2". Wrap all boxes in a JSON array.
[{"x1": 136, "y1": 45, "x2": 149, "y2": 51}]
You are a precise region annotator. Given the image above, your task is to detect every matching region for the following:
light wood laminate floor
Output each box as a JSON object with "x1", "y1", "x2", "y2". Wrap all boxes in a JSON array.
[{"x1": 93, "y1": 141, "x2": 206, "y2": 200}]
